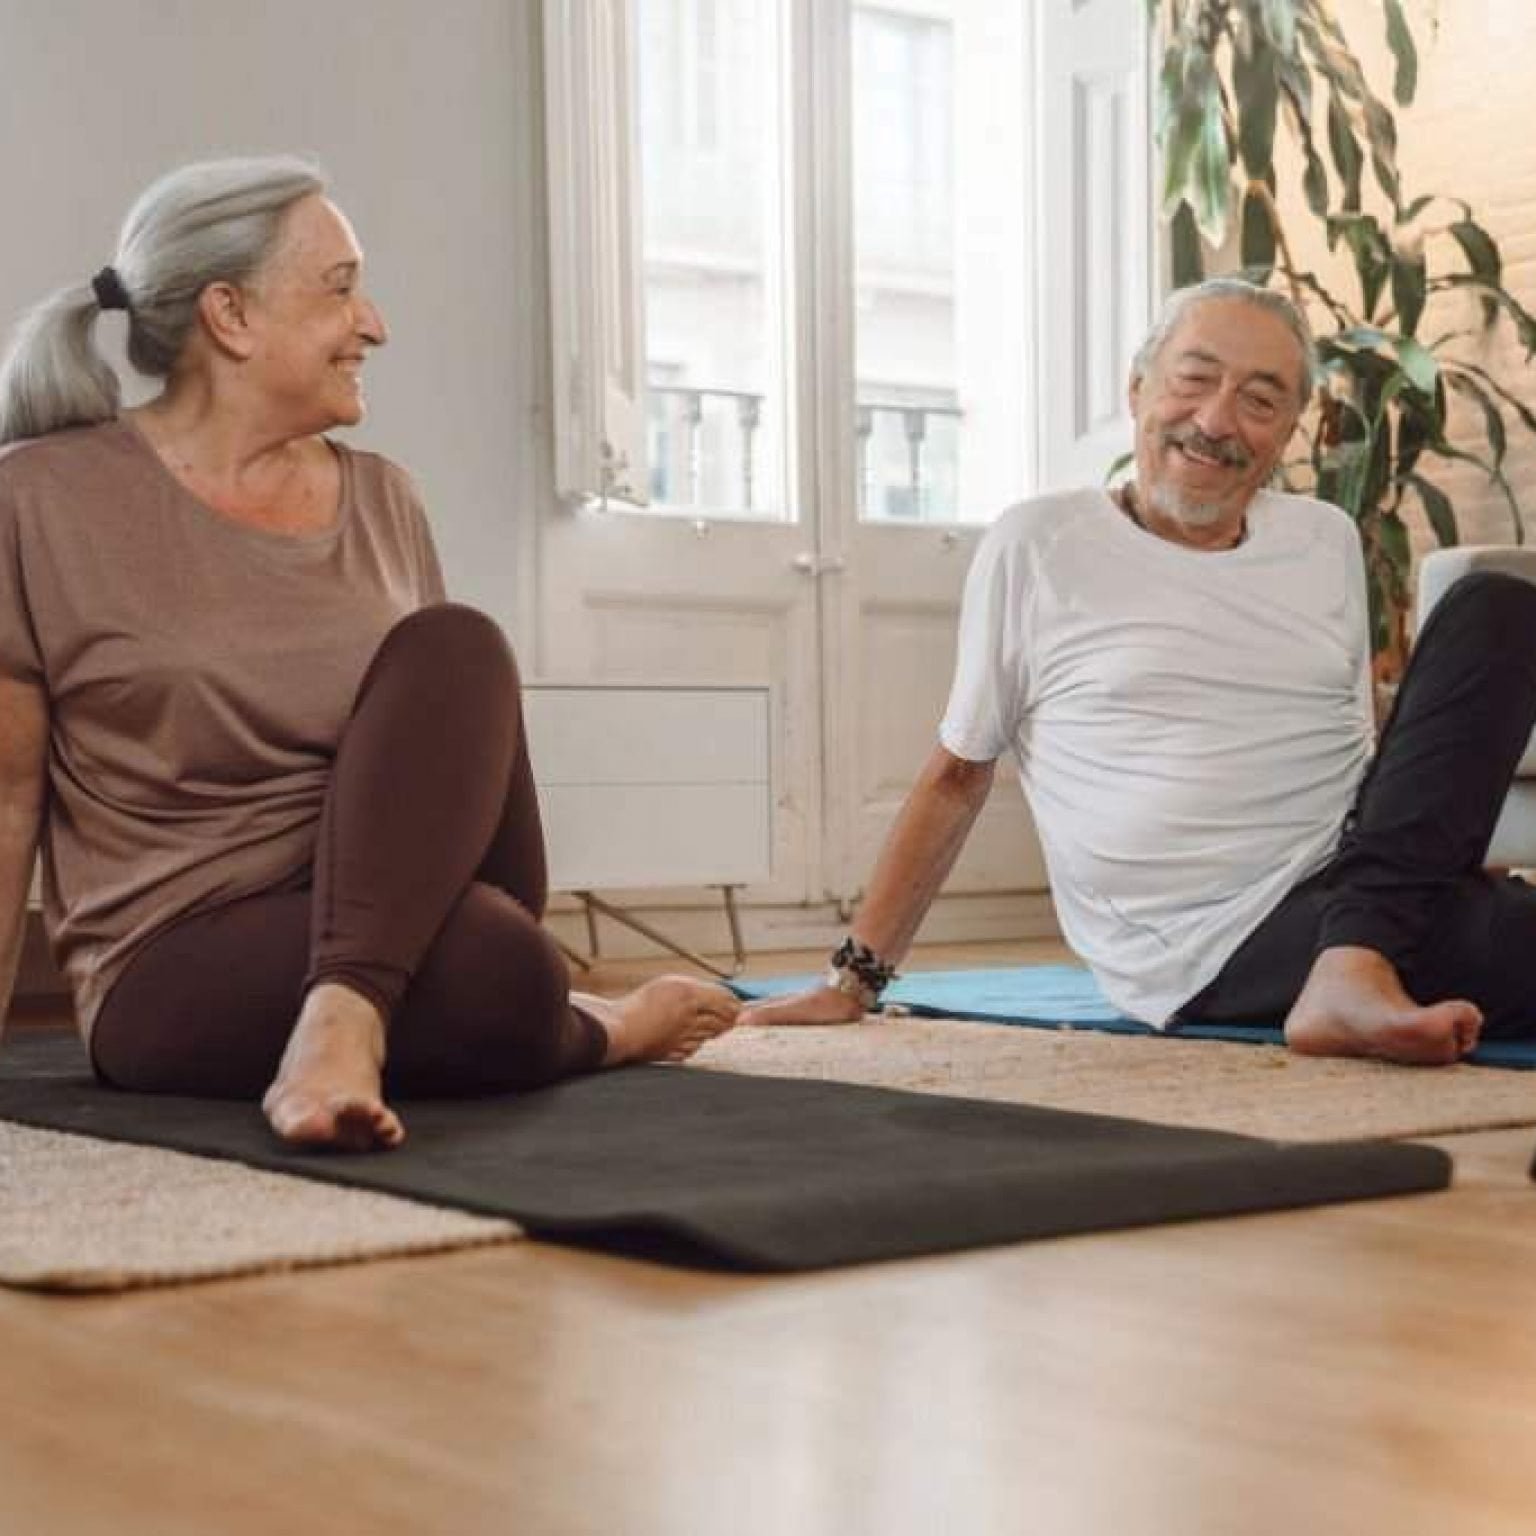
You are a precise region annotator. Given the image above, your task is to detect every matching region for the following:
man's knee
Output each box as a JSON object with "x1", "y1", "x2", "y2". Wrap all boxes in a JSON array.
[{"x1": 1421, "y1": 569, "x2": 1536, "y2": 657}]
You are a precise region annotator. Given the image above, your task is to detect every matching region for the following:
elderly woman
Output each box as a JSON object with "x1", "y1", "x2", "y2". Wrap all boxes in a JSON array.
[{"x1": 0, "y1": 156, "x2": 738, "y2": 1151}]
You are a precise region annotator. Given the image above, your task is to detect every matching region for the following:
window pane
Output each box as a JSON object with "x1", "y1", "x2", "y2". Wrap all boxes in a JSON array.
[
  {"x1": 637, "y1": 0, "x2": 788, "y2": 519},
  {"x1": 852, "y1": 1, "x2": 1031, "y2": 525}
]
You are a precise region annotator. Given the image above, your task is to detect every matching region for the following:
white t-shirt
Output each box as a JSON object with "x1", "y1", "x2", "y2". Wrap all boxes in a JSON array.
[{"x1": 939, "y1": 486, "x2": 1374, "y2": 1025}]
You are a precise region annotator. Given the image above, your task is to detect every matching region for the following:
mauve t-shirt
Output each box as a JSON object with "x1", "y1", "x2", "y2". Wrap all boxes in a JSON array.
[{"x1": 0, "y1": 418, "x2": 446, "y2": 1037}]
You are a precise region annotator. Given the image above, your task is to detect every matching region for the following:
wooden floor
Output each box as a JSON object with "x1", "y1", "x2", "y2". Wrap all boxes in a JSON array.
[{"x1": 6, "y1": 940, "x2": 1536, "y2": 1536}]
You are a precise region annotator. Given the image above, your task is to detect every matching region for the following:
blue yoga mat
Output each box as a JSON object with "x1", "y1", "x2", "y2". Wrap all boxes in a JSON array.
[{"x1": 735, "y1": 965, "x2": 1536, "y2": 1070}]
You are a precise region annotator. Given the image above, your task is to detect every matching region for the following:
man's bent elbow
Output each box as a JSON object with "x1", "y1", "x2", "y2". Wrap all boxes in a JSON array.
[{"x1": 925, "y1": 744, "x2": 997, "y2": 806}]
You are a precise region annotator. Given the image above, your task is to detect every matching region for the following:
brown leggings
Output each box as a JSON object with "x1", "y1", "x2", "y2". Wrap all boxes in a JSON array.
[{"x1": 90, "y1": 604, "x2": 607, "y2": 1098}]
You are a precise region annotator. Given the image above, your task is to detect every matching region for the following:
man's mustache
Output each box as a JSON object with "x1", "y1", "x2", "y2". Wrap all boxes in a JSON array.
[{"x1": 1161, "y1": 425, "x2": 1253, "y2": 469}]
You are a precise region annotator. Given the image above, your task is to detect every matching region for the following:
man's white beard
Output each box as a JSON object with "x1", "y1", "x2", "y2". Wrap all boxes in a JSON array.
[{"x1": 1146, "y1": 478, "x2": 1233, "y2": 530}]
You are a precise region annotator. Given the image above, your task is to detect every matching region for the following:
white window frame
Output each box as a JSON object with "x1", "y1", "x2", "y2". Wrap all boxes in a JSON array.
[{"x1": 543, "y1": 0, "x2": 650, "y2": 506}]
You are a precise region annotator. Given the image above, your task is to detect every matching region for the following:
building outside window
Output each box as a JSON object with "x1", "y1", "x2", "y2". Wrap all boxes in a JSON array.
[{"x1": 638, "y1": 0, "x2": 974, "y2": 523}]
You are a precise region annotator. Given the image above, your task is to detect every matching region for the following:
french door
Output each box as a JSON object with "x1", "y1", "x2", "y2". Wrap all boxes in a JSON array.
[{"x1": 537, "y1": 0, "x2": 1151, "y2": 916}]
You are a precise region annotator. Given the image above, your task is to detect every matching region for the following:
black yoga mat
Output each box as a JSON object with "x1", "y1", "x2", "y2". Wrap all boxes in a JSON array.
[{"x1": 0, "y1": 1032, "x2": 1450, "y2": 1272}]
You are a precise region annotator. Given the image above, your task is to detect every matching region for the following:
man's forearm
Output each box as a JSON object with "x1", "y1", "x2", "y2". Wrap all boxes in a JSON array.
[{"x1": 848, "y1": 747, "x2": 996, "y2": 967}]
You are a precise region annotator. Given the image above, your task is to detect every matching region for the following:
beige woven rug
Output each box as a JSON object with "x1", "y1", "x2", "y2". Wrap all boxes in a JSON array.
[
  {"x1": 0, "y1": 1120, "x2": 519, "y2": 1294},
  {"x1": 6, "y1": 1016, "x2": 1534, "y2": 1294},
  {"x1": 696, "y1": 1017, "x2": 1536, "y2": 1142}
]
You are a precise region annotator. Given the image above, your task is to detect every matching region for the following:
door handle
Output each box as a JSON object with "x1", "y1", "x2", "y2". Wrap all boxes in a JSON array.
[{"x1": 791, "y1": 553, "x2": 848, "y2": 576}]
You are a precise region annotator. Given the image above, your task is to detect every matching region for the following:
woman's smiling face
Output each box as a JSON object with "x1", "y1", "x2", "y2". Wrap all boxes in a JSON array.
[{"x1": 239, "y1": 194, "x2": 388, "y2": 434}]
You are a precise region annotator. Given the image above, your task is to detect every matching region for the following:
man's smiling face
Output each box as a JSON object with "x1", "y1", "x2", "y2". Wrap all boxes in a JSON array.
[{"x1": 1129, "y1": 295, "x2": 1307, "y2": 541}]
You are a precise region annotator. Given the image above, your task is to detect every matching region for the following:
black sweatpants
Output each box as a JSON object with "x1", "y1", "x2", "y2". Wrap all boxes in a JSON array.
[
  {"x1": 1182, "y1": 571, "x2": 1536, "y2": 1037},
  {"x1": 90, "y1": 604, "x2": 608, "y2": 1097}
]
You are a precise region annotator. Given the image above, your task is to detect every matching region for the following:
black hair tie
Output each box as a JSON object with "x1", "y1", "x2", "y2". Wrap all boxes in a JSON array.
[{"x1": 90, "y1": 266, "x2": 131, "y2": 312}]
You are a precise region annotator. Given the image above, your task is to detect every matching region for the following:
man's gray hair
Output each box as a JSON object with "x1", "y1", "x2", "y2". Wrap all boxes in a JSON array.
[
  {"x1": 0, "y1": 155, "x2": 326, "y2": 445},
  {"x1": 1130, "y1": 277, "x2": 1317, "y2": 405}
]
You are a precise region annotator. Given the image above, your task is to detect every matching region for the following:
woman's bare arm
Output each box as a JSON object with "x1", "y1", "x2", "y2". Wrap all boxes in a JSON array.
[{"x1": 0, "y1": 675, "x2": 49, "y2": 1041}]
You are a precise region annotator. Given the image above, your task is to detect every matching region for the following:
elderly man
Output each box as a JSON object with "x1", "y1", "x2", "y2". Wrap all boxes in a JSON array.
[{"x1": 748, "y1": 276, "x2": 1536, "y2": 1062}]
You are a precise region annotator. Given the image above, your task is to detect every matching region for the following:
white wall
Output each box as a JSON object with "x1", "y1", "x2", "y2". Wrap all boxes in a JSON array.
[{"x1": 0, "y1": 0, "x2": 549, "y2": 646}]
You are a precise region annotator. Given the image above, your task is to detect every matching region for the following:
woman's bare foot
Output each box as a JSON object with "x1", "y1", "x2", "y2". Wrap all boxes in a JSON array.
[
  {"x1": 262, "y1": 983, "x2": 405, "y2": 1152},
  {"x1": 574, "y1": 977, "x2": 741, "y2": 1066},
  {"x1": 1283, "y1": 946, "x2": 1482, "y2": 1066}
]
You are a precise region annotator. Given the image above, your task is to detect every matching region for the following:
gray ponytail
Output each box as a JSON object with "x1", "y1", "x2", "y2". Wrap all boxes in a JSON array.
[
  {"x1": 0, "y1": 286, "x2": 121, "y2": 444},
  {"x1": 0, "y1": 155, "x2": 326, "y2": 446}
]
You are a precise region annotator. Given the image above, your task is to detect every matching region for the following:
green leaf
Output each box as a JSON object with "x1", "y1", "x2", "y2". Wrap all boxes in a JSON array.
[
  {"x1": 1330, "y1": 324, "x2": 1392, "y2": 354},
  {"x1": 1160, "y1": 53, "x2": 1218, "y2": 217},
  {"x1": 1363, "y1": 411, "x2": 1394, "y2": 510},
  {"x1": 1322, "y1": 435, "x2": 1374, "y2": 518},
  {"x1": 1300, "y1": 11, "x2": 1367, "y2": 104},
  {"x1": 1391, "y1": 337, "x2": 1437, "y2": 396},
  {"x1": 1376, "y1": 509, "x2": 1406, "y2": 592},
  {"x1": 1390, "y1": 253, "x2": 1426, "y2": 337},
  {"x1": 1328, "y1": 217, "x2": 1390, "y2": 318},
  {"x1": 1234, "y1": 36, "x2": 1279, "y2": 178},
  {"x1": 1156, "y1": 46, "x2": 1184, "y2": 140},
  {"x1": 1395, "y1": 392, "x2": 1435, "y2": 477},
  {"x1": 1302, "y1": 145, "x2": 1329, "y2": 217},
  {"x1": 1424, "y1": 434, "x2": 1526, "y2": 543},
  {"x1": 1432, "y1": 274, "x2": 1536, "y2": 354},
  {"x1": 1326, "y1": 94, "x2": 1363, "y2": 210},
  {"x1": 1190, "y1": 85, "x2": 1233, "y2": 246},
  {"x1": 1383, "y1": 0, "x2": 1418, "y2": 106},
  {"x1": 1403, "y1": 473, "x2": 1457, "y2": 546},
  {"x1": 1365, "y1": 564, "x2": 1391, "y2": 654},
  {"x1": 1362, "y1": 100, "x2": 1401, "y2": 209},
  {"x1": 1445, "y1": 372, "x2": 1509, "y2": 467},
  {"x1": 1447, "y1": 219, "x2": 1503, "y2": 324},
  {"x1": 1170, "y1": 201, "x2": 1205, "y2": 287},
  {"x1": 1379, "y1": 509, "x2": 1411, "y2": 573},
  {"x1": 1445, "y1": 360, "x2": 1536, "y2": 438},
  {"x1": 1257, "y1": 0, "x2": 1296, "y2": 56},
  {"x1": 1448, "y1": 219, "x2": 1503, "y2": 284},
  {"x1": 1275, "y1": 50, "x2": 1315, "y2": 137},
  {"x1": 1161, "y1": 109, "x2": 1203, "y2": 214},
  {"x1": 1240, "y1": 185, "x2": 1276, "y2": 272}
]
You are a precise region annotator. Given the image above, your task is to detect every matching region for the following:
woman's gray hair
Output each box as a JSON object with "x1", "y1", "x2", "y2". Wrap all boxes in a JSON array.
[
  {"x1": 1131, "y1": 277, "x2": 1318, "y2": 404},
  {"x1": 0, "y1": 155, "x2": 326, "y2": 445}
]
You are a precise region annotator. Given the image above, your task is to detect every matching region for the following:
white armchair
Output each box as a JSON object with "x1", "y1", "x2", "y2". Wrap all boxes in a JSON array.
[{"x1": 1414, "y1": 546, "x2": 1536, "y2": 869}]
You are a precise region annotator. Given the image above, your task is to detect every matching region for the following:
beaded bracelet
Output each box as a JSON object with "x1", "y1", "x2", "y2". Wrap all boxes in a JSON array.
[{"x1": 825, "y1": 936, "x2": 897, "y2": 1011}]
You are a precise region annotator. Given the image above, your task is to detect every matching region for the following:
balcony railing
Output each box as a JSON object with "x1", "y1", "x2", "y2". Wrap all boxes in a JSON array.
[
  {"x1": 646, "y1": 384, "x2": 961, "y2": 520},
  {"x1": 648, "y1": 385, "x2": 764, "y2": 511},
  {"x1": 855, "y1": 398, "x2": 962, "y2": 522}
]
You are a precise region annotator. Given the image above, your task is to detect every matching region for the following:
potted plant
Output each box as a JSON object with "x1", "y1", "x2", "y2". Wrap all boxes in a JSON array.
[{"x1": 1151, "y1": 0, "x2": 1536, "y2": 674}]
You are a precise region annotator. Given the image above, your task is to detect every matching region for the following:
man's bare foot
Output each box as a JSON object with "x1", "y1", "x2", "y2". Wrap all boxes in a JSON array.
[
  {"x1": 574, "y1": 977, "x2": 741, "y2": 1066},
  {"x1": 738, "y1": 984, "x2": 867, "y2": 1028},
  {"x1": 262, "y1": 983, "x2": 405, "y2": 1152},
  {"x1": 1283, "y1": 946, "x2": 1482, "y2": 1066}
]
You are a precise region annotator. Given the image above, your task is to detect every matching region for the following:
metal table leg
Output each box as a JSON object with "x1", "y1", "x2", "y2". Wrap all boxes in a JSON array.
[{"x1": 567, "y1": 889, "x2": 746, "y2": 981}]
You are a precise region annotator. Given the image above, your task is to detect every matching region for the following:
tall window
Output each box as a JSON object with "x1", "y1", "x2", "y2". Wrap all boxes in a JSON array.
[
  {"x1": 638, "y1": 0, "x2": 787, "y2": 517},
  {"x1": 545, "y1": 0, "x2": 1150, "y2": 520},
  {"x1": 852, "y1": 3, "x2": 960, "y2": 522}
]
